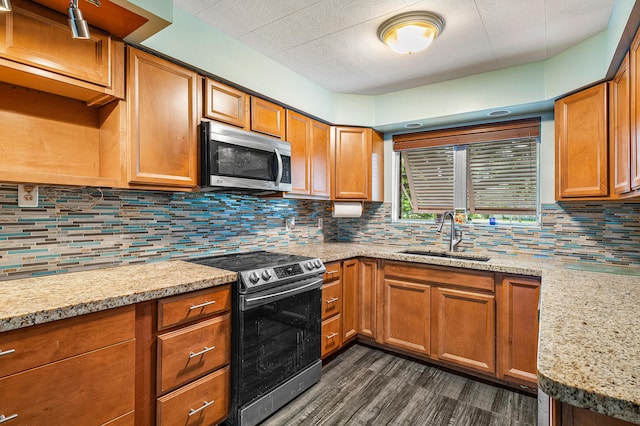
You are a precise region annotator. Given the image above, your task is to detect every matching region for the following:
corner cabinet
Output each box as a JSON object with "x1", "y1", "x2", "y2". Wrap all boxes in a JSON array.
[
  {"x1": 126, "y1": 47, "x2": 199, "y2": 190},
  {"x1": 555, "y1": 82, "x2": 609, "y2": 199},
  {"x1": 331, "y1": 126, "x2": 384, "y2": 201},
  {"x1": 357, "y1": 258, "x2": 378, "y2": 339}
]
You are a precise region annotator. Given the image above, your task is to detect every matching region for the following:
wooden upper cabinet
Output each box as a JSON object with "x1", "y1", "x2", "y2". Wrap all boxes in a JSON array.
[
  {"x1": 610, "y1": 53, "x2": 632, "y2": 196},
  {"x1": 251, "y1": 97, "x2": 285, "y2": 139},
  {"x1": 630, "y1": 30, "x2": 640, "y2": 190},
  {"x1": 555, "y1": 83, "x2": 609, "y2": 199},
  {"x1": 310, "y1": 119, "x2": 331, "y2": 198},
  {"x1": 331, "y1": 126, "x2": 384, "y2": 201},
  {"x1": 204, "y1": 78, "x2": 249, "y2": 129},
  {"x1": 497, "y1": 275, "x2": 540, "y2": 389},
  {"x1": 0, "y1": 0, "x2": 124, "y2": 106},
  {"x1": 286, "y1": 110, "x2": 331, "y2": 198},
  {"x1": 127, "y1": 47, "x2": 198, "y2": 189}
]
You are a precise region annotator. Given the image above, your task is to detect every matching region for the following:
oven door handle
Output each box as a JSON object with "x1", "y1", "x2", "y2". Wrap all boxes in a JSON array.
[{"x1": 242, "y1": 278, "x2": 323, "y2": 309}]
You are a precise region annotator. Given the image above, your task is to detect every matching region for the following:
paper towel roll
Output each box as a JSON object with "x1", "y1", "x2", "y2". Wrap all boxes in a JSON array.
[{"x1": 332, "y1": 202, "x2": 363, "y2": 218}]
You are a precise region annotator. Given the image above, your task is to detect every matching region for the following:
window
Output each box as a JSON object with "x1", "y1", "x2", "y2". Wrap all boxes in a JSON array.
[{"x1": 394, "y1": 118, "x2": 540, "y2": 225}]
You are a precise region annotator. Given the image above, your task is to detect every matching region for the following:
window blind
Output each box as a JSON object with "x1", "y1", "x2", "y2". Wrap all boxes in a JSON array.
[
  {"x1": 467, "y1": 138, "x2": 538, "y2": 215},
  {"x1": 402, "y1": 147, "x2": 454, "y2": 213}
]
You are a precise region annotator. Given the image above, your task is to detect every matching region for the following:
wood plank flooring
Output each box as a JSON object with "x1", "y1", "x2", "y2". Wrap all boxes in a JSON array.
[{"x1": 261, "y1": 344, "x2": 537, "y2": 426}]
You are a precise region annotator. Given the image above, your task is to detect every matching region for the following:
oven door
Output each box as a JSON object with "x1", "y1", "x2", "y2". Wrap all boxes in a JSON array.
[{"x1": 236, "y1": 277, "x2": 322, "y2": 407}]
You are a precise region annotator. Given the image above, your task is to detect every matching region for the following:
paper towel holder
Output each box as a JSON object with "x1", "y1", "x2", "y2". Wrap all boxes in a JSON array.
[{"x1": 331, "y1": 201, "x2": 364, "y2": 218}]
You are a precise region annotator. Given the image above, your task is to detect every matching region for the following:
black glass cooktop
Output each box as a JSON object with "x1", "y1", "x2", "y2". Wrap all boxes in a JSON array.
[{"x1": 189, "y1": 251, "x2": 314, "y2": 273}]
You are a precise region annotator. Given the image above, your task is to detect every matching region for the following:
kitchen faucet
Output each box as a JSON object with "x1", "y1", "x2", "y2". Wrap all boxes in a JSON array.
[{"x1": 437, "y1": 211, "x2": 462, "y2": 252}]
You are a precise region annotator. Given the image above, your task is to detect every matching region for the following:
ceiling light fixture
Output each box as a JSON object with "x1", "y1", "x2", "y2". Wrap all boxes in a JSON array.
[
  {"x1": 0, "y1": 0, "x2": 11, "y2": 12},
  {"x1": 377, "y1": 11, "x2": 445, "y2": 55},
  {"x1": 68, "y1": 0, "x2": 91, "y2": 39}
]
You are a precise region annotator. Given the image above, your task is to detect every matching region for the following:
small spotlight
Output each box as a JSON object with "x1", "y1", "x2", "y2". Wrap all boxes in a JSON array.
[
  {"x1": 0, "y1": 0, "x2": 12, "y2": 12},
  {"x1": 68, "y1": 0, "x2": 90, "y2": 39}
]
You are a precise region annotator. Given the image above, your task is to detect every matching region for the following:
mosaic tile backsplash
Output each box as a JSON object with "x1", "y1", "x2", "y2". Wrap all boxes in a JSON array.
[
  {"x1": 2, "y1": 183, "x2": 640, "y2": 280},
  {"x1": 338, "y1": 202, "x2": 640, "y2": 265}
]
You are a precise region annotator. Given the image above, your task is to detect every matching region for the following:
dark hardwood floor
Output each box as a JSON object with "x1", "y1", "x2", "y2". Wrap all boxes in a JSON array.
[{"x1": 261, "y1": 344, "x2": 537, "y2": 426}]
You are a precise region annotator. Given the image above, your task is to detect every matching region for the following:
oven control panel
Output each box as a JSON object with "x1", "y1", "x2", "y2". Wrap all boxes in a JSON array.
[{"x1": 240, "y1": 258, "x2": 325, "y2": 292}]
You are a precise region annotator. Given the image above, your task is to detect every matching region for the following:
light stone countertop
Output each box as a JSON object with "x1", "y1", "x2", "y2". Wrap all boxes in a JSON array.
[
  {"x1": 1, "y1": 242, "x2": 639, "y2": 423},
  {"x1": 0, "y1": 260, "x2": 236, "y2": 332}
]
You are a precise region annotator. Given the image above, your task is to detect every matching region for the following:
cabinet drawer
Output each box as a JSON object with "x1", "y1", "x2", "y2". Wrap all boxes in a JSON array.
[
  {"x1": 158, "y1": 285, "x2": 231, "y2": 331},
  {"x1": 384, "y1": 261, "x2": 494, "y2": 292},
  {"x1": 321, "y1": 280, "x2": 342, "y2": 320},
  {"x1": 321, "y1": 314, "x2": 342, "y2": 358},
  {"x1": 157, "y1": 313, "x2": 231, "y2": 394},
  {"x1": 0, "y1": 305, "x2": 134, "y2": 377},
  {"x1": 323, "y1": 262, "x2": 341, "y2": 283},
  {"x1": 157, "y1": 366, "x2": 230, "y2": 426},
  {"x1": 0, "y1": 339, "x2": 135, "y2": 425}
]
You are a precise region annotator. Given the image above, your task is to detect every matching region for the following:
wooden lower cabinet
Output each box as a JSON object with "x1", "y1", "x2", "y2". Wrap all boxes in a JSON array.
[
  {"x1": 431, "y1": 287, "x2": 495, "y2": 374},
  {"x1": 342, "y1": 258, "x2": 359, "y2": 343},
  {"x1": 157, "y1": 366, "x2": 230, "y2": 426},
  {"x1": 358, "y1": 258, "x2": 378, "y2": 338},
  {"x1": 497, "y1": 274, "x2": 540, "y2": 388},
  {"x1": 321, "y1": 313, "x2": 343, "y2": 357},
  {"x1": 379, "y1": 277, "x2": 431, "y2": 355},
  {"x1": 0, "y1": 306, "x2": 135, "y2": 425},
  {"x1": 555, "y1": 401, "x2": 636, "y2": 426}
]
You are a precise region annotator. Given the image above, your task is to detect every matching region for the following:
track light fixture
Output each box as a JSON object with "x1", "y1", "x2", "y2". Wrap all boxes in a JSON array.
[
  {"x1": 0, "y1": 0, "x2": 11, "y2": 12},
  {"x1": 68, "y1": 0, "x2": 91, "y2": 39}
]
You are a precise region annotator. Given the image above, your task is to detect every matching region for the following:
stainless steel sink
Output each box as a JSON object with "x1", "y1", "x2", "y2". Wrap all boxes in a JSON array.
[{"x1": 401, "y1": 250, "x2": 491, "y2": 262}]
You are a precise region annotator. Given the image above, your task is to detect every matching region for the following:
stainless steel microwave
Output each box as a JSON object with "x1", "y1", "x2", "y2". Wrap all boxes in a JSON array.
[{"x1": 200, "y1": 121, "x2": 292, "y2": 193}]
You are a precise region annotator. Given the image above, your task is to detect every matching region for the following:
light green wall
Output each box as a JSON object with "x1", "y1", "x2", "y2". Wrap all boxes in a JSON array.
[{"x1": 142, "y1": 7, "x2": 335, "y2": 122}]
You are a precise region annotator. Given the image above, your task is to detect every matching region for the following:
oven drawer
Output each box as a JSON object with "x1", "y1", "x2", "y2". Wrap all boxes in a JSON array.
[
  {"x1": 321, "y1": 280, "x2": 342, "y2": 320},
  {"x1": 321, "y1": 313, "x2": 343, "y2": 358},
  {"x1": 157, "y1": 366, "x2": 230, "y2": 426},
  {"x1": 157, "y1": 313, "x2": 231, "y2": 394},
  {"x1": 158, "y1": 285, "x2": 231, "y2": 331}
]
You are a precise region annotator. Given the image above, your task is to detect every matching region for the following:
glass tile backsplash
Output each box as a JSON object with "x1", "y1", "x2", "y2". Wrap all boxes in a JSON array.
[{"x1": 2, "y1": 183, "x2": 639, "y2": 280}]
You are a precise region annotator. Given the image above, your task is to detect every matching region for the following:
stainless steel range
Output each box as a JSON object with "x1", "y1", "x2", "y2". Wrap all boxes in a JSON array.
[{"x1": 189, "y1": 251, "x2": 326, "y2": 426}]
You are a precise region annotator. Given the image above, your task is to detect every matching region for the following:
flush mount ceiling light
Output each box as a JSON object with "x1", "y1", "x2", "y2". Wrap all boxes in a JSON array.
[
  {"x1": 0, "y1": 0, "x2": 11, "y2": 12},
  {"x1": 68, "y1": 0, "x2": 100, "y2": 39},
  {"x1": 377, "y1": 11, "x2": 445, "y2": 55}
]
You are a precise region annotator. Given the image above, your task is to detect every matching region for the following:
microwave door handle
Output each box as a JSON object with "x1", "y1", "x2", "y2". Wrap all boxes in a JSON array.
[{"x1": 274, "y1": 148, "x2": 283, "y2": 186}]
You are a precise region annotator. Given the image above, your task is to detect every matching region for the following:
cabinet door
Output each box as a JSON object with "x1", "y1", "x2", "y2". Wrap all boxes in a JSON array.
[
  {"x1": 251, "y1": 97, "x2": 285, "y2": 139},
  {"x1": 432, "y1": 287, "x2": 495, "y2": 374},
  {"x1": 558, "y1": 401, "x2": 636, "y2": 426},
  {"x1": 0, "y1": 0, "x2": 123, "y2": 105},
  {"x1": 204, "y1": 78, "x2": 249, "y2": 129},
  {"x1": 380, "y1": 278, "x2": 430, "y2": 355},
  {"x1": 630, "y1": 30, "x2": 640, "y2": 190},
  {"x1": 127, "y1": 47, "x2": 198, "y2": 188},
  {"x1": 0, "y1": 340, "x2": 135, "y2": 425},
  {"x1": 286, "y1": 110, "x2": 311, "y2": 195},
  {"x1": 332, "y1": 127, "x2": 371, "y2": 199},
  {"x1": 342, "y1": 259, "x2": 358, "y2": 343},
  {"x1": 497, "y1": 275, "x2": 540, "y2": 388},
  {"x1": 611, "y1": 53, "x2": 631, "y2": 195},
  {"x1": 310, "y1": 120, "x2": 331, "y2": 198},
  {"x1": 358, "y1": 258, "x2": 377, "y2": 338},
  {"x1": 555, "y1": 83, "x2": 608, "y2": 199}
]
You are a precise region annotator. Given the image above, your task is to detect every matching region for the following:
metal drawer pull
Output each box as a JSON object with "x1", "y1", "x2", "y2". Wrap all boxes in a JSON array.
[
  {"x1": 0, "y1": 349, "x2": 15, "y2": 357},
  {"x1": 326, "y1": 333, "x2": 338, "y2": 339},
  {"x1": 189, "y1": 346, "x2": 216, "y2": 359},
  {"x1": 189, "y1": 300, "x2": 216, "y2": 310},
  {"x1": 0, "y1": 414, "x2": 18, "y2": 424},
  {"x1": 189, "y1": 400, "x2": 215, "y2": 416},
  {"x1": 325, "y1": 297, "x2": 339, "y2": 304}
]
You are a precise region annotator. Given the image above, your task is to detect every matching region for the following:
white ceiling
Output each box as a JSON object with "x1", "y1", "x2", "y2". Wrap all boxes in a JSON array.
[{"x1": 174, "y1": 0, "x2": 615, "y2": 96}]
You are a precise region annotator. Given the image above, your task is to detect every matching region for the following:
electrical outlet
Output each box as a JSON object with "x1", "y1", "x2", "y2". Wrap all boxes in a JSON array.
[
  {"x1": 317, "y1": 218, "x2": 323, "y2": 230},
  {"x1": 286, "y1": 216, "x2": 295, "y2": 231},
  {"x1": 18, "y1": 184, "x2": 38, "y2": 208}
]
